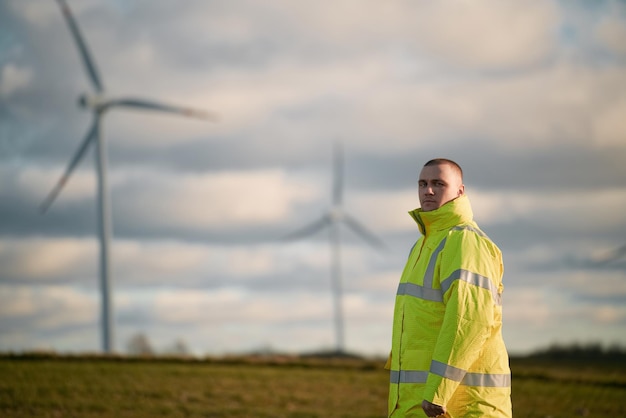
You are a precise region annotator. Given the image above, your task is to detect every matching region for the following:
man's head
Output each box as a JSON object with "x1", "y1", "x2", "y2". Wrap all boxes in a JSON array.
[{"x1": 418, "y1": 158, "x2": 465, "y2": 212}]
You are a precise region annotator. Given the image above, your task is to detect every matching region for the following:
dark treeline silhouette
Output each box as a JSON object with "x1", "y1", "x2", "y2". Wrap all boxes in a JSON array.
[
  {"x1": 3, "y1": 341, "x2": 626, "y2": 364},
  {"x1": 522, "y1": 342, "x2": 626, "y2": 362}
]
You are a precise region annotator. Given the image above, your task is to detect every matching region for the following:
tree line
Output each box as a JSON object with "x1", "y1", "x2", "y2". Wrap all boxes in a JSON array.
[{"x1": 522, "y1": 342, "x2": 626, "y2": 362}]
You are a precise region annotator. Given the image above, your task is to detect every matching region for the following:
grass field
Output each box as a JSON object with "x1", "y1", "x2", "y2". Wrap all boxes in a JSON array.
[{"x1": 1, "y1": 354, "x2": 625, "y2": 417}]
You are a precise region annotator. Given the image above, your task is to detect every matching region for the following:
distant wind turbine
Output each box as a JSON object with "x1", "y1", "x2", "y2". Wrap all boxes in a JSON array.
[
  {"x1": 284, "y1": 142, "x2": 384, "y2": 354},
  {"x1": 41, "y1": 0, "x2": 217, "y2": 353}
]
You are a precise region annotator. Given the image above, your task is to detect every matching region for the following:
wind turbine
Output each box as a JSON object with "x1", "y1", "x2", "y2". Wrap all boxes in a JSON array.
[
  {"x1": 285, "y1": 142, "x2": 384, "y2": 354},
  {"x1": 41, "y1": 0, "x2": 217, "y2": 353}
]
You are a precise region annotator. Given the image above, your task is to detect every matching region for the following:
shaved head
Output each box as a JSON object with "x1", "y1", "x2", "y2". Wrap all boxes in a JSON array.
[{"x1": 423, "y1": 158, "x2": 463, "y2": 181}]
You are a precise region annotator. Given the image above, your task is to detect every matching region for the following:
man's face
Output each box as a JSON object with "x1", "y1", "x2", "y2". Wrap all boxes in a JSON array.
[{"x1": 418, "y1": 163, "x2": 464, "y2": 212}]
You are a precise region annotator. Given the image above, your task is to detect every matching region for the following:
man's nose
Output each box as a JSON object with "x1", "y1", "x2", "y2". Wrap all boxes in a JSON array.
[{"x1": 425, "y1": 185, "x2": 435, "y2": 195}]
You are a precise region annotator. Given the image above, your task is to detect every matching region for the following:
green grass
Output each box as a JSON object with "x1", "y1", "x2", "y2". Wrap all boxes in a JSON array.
[
  {"x1": 509, "y1": 357, "x2": 626, "y2": 418},
  {"x1": 1, "y1": 354, "x2": 625, "y2": 417}
]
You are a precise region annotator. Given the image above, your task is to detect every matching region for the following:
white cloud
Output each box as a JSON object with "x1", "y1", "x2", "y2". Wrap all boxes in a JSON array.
[
  {"x1": 408, "y1": 0, "x2": 560, "y2": 70},
  {"x1": 0, "y1": 237, "x2": 96, "y2": 282},
  {"x1": 0, "y1": 64, "x2": 34, "y2": 97},
  {"x1": 0, "y1": 285, "x2": 37, "y2": 317},
  {"x1": 114, "y1": 168, "x2": 318, "y2": 228},
  {"x1": 25, "y1": 0, "x2": 625, "y2": 156},
  {"x1": 268, "y1": 0, "x2": 559, "y2": 71},
  {"x1": 471, "y1": 188, "x2": 626, "y2": 232},
  {"x1": 470, "y1": 191, "x2": 536, "y2": 225},
  {"x1": 0, "y1": 284, "x2": 96, "y2": 327},
  {"x1": 593, "y1": 99, "x2": 626, "y2": 147},
  {"x1": 0, "y1": 284, "x2": 100, "y2": 353},
  {"x1": 592, "y1": 305, "x2": 626, "y2": 324},
  {"x1": 153, "y1": 288, "x2": 334, "y2": 325},
  {"x1": 503, "y1": 288, "x2": 551, "y2": 325},
  {"x1": 447, "y1": 64, "x2": 626, "y2": 148},
  {"x1": 302, "y1": 61, "x2": 626, "y2": 153},
  {"x1": 595, "y1": 14, "x2": 626, "y2": 56},
  {"x1": 346, "y1": 190, "x2": 417, "y2": 232},
  {"x1": 353, "y1": 271, "x2": 403, "y2": 295},
  {"x1": 15, "y1": 165, "x2": 96, "y2": 204},
  {"x1": 8, "y1": 1, "x2": 60, "y2": 26},
  {"x1": 113, "y1": 240, "x2": 287, "y2": 284},
  {"x1": 96, "y1": 1, "x2": 569, "y2": 150},
  {"x1": 149, "y1": 286, "x2": 396, "y2": 355},
  {"x1": 558, "y1": 270, "x2": 626, "y2": 300}
]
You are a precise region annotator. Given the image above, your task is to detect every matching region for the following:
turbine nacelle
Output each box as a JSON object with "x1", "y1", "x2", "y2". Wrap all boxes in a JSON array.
[
  {"x1": 329, "y1": 207, "x2": 344, "y2": 222},
  {"x1": 78, "y1": 93, "x2": 107, "y2": 111}
]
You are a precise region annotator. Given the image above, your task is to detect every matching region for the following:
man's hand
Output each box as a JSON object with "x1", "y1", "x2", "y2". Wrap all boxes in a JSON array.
[{"x1": 422, "y1": 400, "x2": 446, "y2": 417}]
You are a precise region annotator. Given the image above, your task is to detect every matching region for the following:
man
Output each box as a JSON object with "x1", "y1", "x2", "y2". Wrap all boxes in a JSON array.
[{"x1": 387, "y1": 159, "x2": 512, "y2": 417}]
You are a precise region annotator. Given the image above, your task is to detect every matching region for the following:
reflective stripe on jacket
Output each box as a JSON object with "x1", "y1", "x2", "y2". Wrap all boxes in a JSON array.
[{"x1": 388, "y1": 195, "x2": 512, "y2": 417}]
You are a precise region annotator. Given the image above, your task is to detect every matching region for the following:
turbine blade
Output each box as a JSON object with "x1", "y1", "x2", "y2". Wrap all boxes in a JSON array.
[
  {"x1": 282, "y1": 215, "x2": 331, "y2": 242},
  {"x1": 333, "y1": 141, "x2": 344, "y2": 206},
  {"x1": 342, "y1": 213, "x2": 386, "y2": 249},
  {"x1": 40, "y1": 120, "x2": 97, "y2": 213},
  {"x1": 108, "y1": 98, "x2": 218, "y2": 121},
  {"x1": 55, "y1": 0, "x2": 104, "y2": 92}
]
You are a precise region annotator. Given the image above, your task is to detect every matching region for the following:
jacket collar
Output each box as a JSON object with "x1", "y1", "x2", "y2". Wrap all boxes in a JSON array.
[{"x1": 409, "y1": 194, "x2": 473, "y2": 236}]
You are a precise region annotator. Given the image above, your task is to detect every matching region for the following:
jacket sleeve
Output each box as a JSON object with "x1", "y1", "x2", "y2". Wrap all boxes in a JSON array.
[{"x1": 422, "y1": 229, "x2": 503, "y2": 406}]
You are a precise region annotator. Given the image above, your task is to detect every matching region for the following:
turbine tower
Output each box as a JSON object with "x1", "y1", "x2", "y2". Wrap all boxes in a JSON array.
[
  {"x1": 41, "y1": 0, "x2": 217, "y2": 353},
  {"x1": 285, "y1": 142, "x2": 384, "y2": 354}
]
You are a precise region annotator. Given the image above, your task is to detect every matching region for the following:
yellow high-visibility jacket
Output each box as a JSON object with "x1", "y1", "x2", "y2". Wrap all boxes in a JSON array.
[{"x1": 388, "y1": 195, "x2": 512, "y2": 417}]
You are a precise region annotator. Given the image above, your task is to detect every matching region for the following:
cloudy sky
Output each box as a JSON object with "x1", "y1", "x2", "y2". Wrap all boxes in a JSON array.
[{"x1": 1, "y1": 0, "x2": 625, "y2": 357}]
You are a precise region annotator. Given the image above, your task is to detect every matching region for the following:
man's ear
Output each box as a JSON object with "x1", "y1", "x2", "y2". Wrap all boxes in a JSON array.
[{"x1": 458, "y1": 184, "x2": 465, "y2": 196}]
